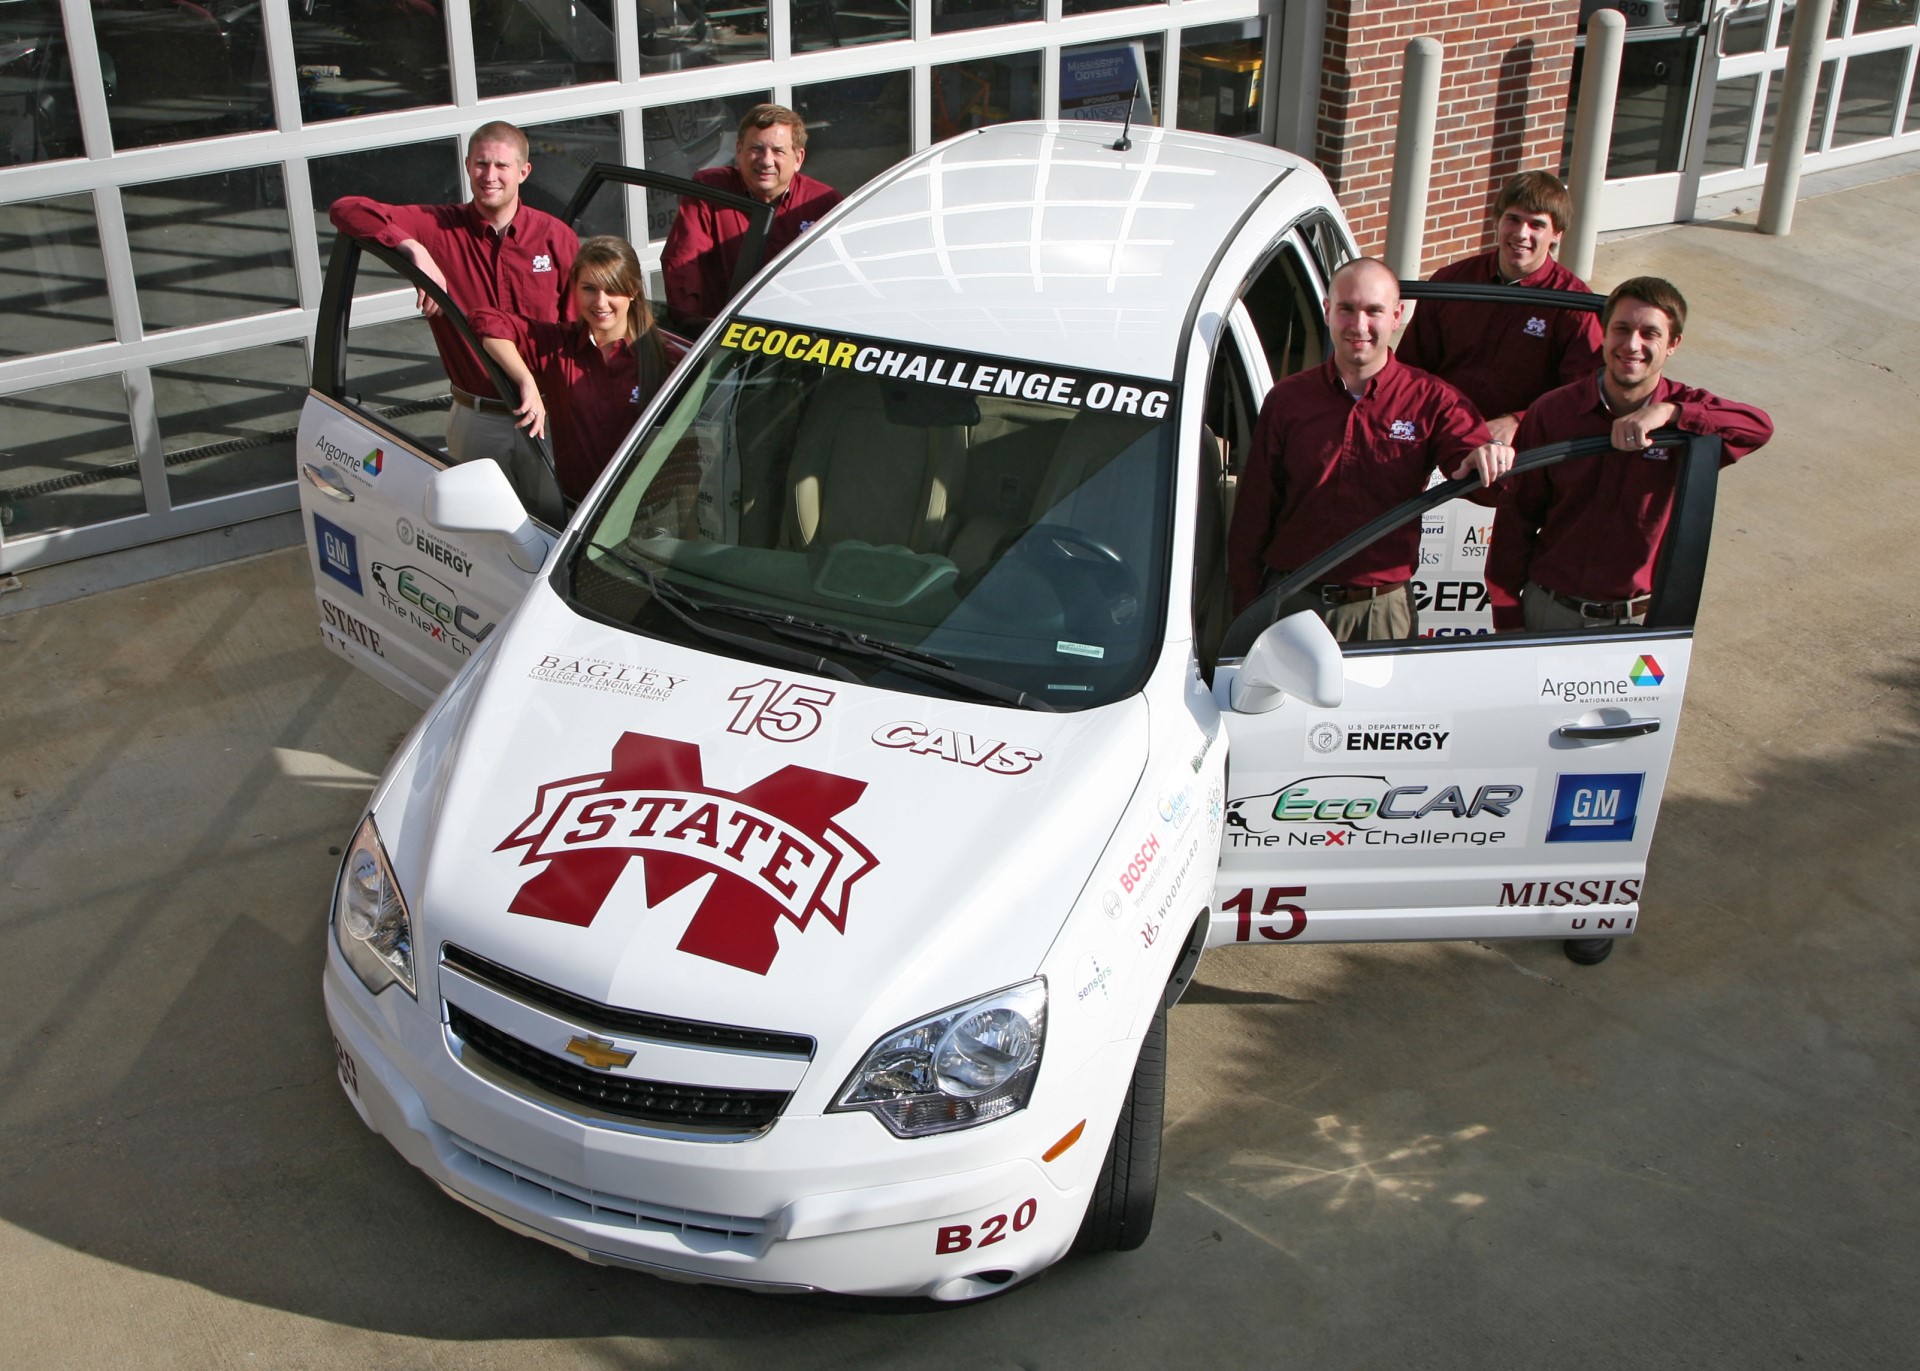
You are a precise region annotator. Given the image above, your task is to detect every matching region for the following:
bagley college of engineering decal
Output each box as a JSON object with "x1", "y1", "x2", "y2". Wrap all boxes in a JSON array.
[{"x1": 497, "y1": 732, "x2": 877, "y2": 974}]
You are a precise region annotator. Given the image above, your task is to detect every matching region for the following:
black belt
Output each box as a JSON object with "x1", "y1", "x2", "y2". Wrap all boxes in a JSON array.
[
  {"x1": 1305, "y1": 579, "x2": 1408, "y2": 606},
  {"x1": 1540, "y1": 584, "x2": 1651, "y2": 621},
  {"x1": 450, "y1": 387, "x2": 514, "y2": 415}
]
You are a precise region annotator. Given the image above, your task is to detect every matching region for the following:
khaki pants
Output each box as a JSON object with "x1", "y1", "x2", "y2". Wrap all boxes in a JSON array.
[
  {"x1": 446, "y1": 397, "x2": 555, "y2": 514},
  {"x1": 1522, "y1": 581, "x2": 1647, "y2": 632},
  {"x1": 1274, "y1": 583, "x2": 1418, "y2": 642}
]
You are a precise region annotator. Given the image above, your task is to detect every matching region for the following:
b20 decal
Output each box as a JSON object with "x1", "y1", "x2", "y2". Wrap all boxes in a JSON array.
[{"x1": 935, "y1": 1199, "x2": 1037, "y2": 1254}]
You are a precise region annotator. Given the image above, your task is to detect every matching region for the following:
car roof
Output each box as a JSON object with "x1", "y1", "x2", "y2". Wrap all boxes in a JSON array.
[{"x1": 738, "y1": 121, "x2": 1329, "y2": 383}]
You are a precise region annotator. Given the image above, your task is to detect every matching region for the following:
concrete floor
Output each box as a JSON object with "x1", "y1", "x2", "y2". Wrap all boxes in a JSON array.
[{"x1": 2, "y1": 171, "x2": 1916, "y2": 1368}]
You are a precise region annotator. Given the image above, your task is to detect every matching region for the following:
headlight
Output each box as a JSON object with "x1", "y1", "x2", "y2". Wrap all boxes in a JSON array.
[
  {"x1": 832, "y1": 979, "x2": 1045, "y2": 1138},
  {"x1": 332, "y1": 814, "x2": 416, "y2": 997}
]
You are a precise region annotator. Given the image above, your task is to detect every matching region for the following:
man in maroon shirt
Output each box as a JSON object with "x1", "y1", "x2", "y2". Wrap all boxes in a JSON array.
[
  {"x1": 329, "y1": 121, "x2": 579, "y2": 472},
  {"x1": 1486, "y1": 276, "x2": 1773, "y2": 631},
  {"x1": 662, "y1": 104, "x2": 843, "y2": 331},
  {"x1": 1227, "y1": 258, "x2": 1515, "y2": 642},
  {"x1": 1396, "y1": 172, "x2": 1603, "y2": 443}
]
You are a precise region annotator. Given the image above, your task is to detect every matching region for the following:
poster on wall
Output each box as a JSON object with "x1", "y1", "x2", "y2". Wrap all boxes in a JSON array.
[{"x1": 1059, "y1": 43, "x2": 1154, "y2": 125}]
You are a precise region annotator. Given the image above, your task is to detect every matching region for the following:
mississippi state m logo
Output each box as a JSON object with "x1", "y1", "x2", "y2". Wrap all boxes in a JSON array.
[{"x1": 497, "y1": 732, "x2": 876, "y2": 974}]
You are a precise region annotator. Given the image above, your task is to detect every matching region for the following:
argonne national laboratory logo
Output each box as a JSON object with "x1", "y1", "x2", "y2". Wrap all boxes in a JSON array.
[{"x1": 497, "y1": 732, "x2": 877, "y2": 975}]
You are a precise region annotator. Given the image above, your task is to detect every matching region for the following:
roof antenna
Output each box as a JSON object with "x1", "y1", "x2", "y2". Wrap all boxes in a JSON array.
[{"x1": 1111, "y1": 78, "x2": 1140, "y2": 152}]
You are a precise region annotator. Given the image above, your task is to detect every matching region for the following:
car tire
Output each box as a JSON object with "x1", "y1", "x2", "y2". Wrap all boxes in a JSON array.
[
  {"x1": 1563, "y1": 937, "x2": 1615, "y2": 965},
  {"x1": 1072, "y1": 995, "x2": 1166, "y2": 1254}
]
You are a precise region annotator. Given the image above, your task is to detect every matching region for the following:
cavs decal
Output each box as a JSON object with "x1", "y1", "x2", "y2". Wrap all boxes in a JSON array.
[{"x1": 497, "y1": 732, "x2": 877, "y2": 975}]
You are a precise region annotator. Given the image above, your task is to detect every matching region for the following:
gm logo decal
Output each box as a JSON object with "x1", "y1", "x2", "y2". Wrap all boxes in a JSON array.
[
  {"x1": 1546, "y1": 773, "x2": 1643, "y2": 844},
  {"x1": 314, "y1": 513, "x2": 362, "y2": 595}
]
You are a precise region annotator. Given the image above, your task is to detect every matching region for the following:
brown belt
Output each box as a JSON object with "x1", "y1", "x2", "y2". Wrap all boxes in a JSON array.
[
  {"x1": 1540, "y1": 584, "x2": 1652, "y2": 621},
  {"x1": 1307, "y1": 579, "x2": 1409, "y2": 606},
  {"x1": 450, "y1": 386, "x2": 514, "y2": 415}
]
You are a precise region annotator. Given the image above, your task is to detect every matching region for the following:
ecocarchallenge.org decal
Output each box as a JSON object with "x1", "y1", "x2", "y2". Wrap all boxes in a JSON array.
[{"x1": 718, "y1": 318, "x2": 1173, "y2": 418}]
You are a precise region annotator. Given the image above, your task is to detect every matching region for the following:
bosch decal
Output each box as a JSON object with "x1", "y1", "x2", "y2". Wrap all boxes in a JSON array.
[
  {"x1": 529, "y1": 654, "x2": 685, "y2": 701},
  {"x1": 313, "y1": 514, "x2": 362, "y2": 596},
  {"x1": 872, "y1": 722, "x2": 1041, "y2": 775},
  {"x1": 1118, "y1": 833, "x2": 1161, "y2": 895},
  {"x1": 497, "y1": 732, "x2": 877, "y2": 975},
  {"x1": 1546, "y1": 773, "x2": 1644, "y2": 844}
]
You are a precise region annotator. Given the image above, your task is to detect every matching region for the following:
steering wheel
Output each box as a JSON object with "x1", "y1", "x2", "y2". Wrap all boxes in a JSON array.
[{"x1": 1010, "y1": 523, "x2": 1141, "y2": 625}]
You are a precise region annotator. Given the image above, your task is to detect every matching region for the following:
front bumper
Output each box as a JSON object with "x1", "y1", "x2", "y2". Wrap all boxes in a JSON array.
[{"x1": 324, "y1": 948, "x2": 1124, "y2": 1300}]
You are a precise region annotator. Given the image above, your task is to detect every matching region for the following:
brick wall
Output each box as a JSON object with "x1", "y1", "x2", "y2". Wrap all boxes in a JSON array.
[{"x1": 1317, "y1": 0, "x2": 1581, "y2": 270}]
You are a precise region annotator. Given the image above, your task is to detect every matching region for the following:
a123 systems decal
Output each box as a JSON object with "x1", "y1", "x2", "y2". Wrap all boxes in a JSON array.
[
  {"x1": 497, "y1": 732, "x2": 877, "y2": 974},
  {"x1": 1225, "y1": 772, "x2": 1530, "y2": 850}
]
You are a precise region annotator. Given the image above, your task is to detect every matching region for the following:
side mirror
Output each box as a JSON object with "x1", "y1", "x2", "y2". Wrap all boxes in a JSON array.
[
  {"x1": 1229, "y1": 610, "x2": 1345, "y2": 713},
  {"x1": 426, "y1": 461, "x2": 551, "y2": 574}
]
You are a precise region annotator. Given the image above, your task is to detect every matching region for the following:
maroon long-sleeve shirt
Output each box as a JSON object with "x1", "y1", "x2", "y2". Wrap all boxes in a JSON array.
[
  {"x1": 328, "y1": 197, "x2": 578, "y2": 397},
  {"x1": 469, "y1": 309, "x2": 685, "y2": 502},
  {"x1": 1227, "y1": 354, "x2": 1494, "y2": 609},
  {"x1": 1486, "y1": 373, "x2": 1774, "y2": 628},
  {"x1": 1396, "y1": 251, "x2": 1603, "y2": 427},
  {"x1": 661, "y1": 166, "x2": 842, "y2": 326}
]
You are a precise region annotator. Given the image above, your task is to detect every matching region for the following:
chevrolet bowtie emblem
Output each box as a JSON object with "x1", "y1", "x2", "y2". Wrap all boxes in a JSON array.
[{"x1": 563, "y1": 1035, "x2": 635, "y2": 1070}]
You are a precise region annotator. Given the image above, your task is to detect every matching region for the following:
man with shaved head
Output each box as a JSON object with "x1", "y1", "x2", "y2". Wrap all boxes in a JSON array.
[{"x1": 1227, "y1": 257, "x2": 1515, "y2": 641}]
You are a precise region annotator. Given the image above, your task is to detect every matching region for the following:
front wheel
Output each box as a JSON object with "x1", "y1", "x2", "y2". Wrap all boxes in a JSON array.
[{"x1": 1072, "y1": 996, "x2": 1166, "y2": 1254}]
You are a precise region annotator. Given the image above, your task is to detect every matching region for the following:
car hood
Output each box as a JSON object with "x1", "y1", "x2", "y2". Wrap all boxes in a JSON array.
[{"x1": 403, "y1": 582, "x2": 1149, "y2": 1048}]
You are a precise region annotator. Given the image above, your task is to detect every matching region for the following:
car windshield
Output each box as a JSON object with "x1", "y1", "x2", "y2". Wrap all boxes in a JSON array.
[{"x1": 566, "y1": 319, "x2": 1177, "y2": 710}]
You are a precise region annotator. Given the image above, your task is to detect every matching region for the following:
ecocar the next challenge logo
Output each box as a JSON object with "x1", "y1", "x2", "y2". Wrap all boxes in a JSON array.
[{"x1": 1225, "y1": 773, "x2": 1526, "y2": 849}]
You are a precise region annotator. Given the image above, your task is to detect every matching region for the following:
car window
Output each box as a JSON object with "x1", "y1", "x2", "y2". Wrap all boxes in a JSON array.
[
  {"x1": 1221, "y1": 434, "x2": 1719, "y2": 659},
  {"x1": 1241, "y1": 242, "x2": 1327, "y2": 389},
  {"x1": 338, "y1": 314, "x2": 453, "y2": 463},
  {"x1": 565, "y1": 320, "x2": 1178, "y2": 709}
]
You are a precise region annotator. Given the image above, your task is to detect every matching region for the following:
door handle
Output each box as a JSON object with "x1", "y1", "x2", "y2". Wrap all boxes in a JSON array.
[
  {"x1": 1558, "y1": 718, "x2": 1660, "y2": 741},
  {"x1": 301, "y1": 463, "x2": 355, "y2": 502}
]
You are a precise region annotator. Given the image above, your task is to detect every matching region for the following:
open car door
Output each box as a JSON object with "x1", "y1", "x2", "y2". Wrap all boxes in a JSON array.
[
  {"x1": 1210, "y1": 428, "x2": 1721, "y2": 956},
  {"x1": 295, "y1": 165, "x2": 774, "y2": 706}
]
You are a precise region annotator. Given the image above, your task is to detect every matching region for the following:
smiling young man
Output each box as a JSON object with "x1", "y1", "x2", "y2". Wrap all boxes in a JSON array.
[
  {"x1": 1486, "y1": 276, "x2": 1774, "y2": 632},
  {"x1": 661, "y1": 104, "x2": 844, "y2": 331},
  {"x1": 1397, "y1": 172, "x2": 1603, "y2": 444},
  {"x1": 1227, "y1": 257, "x2": 1515, "y2": 642},
  {"x1": 329, "y1": 121, "x2": 578, "y2": 467}
]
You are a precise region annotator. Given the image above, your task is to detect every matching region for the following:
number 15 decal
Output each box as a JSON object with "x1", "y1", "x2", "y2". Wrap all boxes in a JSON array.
[
  {"x1": 1222, "y1": 886, "x2": 1308, "y2": 941},
  {"x1": 727, "y1": 678, "x2": 836, "y2": 742}
]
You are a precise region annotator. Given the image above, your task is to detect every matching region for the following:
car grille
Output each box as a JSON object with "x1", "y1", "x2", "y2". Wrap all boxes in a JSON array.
[
  {"x1": 447, "y1": 1132, "x2": 768, "y2": 1246},
  {"x1": 442, "y1": 944, "x2": 813, "y2": 1057},
  {"x1": 446, "y1": 1003, "x2": 791, "y2": 1133}
]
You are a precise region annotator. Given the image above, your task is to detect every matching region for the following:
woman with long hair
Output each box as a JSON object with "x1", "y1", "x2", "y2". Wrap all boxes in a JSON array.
[{"x1": 471, "y1": 235, "x2": 683, "y2": 502}]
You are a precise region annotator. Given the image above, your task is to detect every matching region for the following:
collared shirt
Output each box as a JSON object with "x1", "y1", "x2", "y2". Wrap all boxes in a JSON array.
[
  {"x1": 1226, "y1": 353, "x2": 1494, "y2": 608},
  {"x1": 660, "y1": 167, "x2": 843, "y2": 326},
  {"x1": 1485, "y1": 373, "x2": 1774, "y2": 627},
  {"x1": 328, "y1": 197, "x2": 578, "y2": 396},
  {"x1": 469, "y1": 310, "x2": 686, "y2": 502},
  {"x1": 1396, "y1": 250, "x2": 1603, "y2": 425}
]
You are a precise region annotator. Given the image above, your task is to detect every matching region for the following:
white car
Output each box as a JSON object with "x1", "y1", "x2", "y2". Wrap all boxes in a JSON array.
[{"x1": 302, "y1": 123, "x2": 1724, "y2": 1300}]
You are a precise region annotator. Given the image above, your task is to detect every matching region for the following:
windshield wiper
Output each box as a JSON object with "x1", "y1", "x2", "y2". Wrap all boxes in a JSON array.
[
  {"x1": 582, "y1": 543, "x2": 857, "y2": 683},
  {"x1": 751, "y1": 613, "x2": 1058, "y2": 712}
]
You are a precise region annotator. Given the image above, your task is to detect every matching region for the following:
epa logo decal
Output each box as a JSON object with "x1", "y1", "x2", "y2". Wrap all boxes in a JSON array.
[
  {"x1": 1546, "y1": 773, "x2": 1643, "y2": 844},
  {"x1": 498, "y1": 732, "x2": 877, "y2": 974}
]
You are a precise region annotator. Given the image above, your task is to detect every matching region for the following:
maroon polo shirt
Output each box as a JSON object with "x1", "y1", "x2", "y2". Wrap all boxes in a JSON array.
[
  {"x1": 661, "y1": 166, "x2": 843, "y2": 326},
  {"x1": 1227, "y1": 353, "x2": 1494, "y2": 609},
  {"x1": 329, "y1": 197, "x2": 578, "y2": 397},
  {"x1": 1486, "y1": 373, "x2": 1773, "y2": 628},
  {"x1": 1396, "y1": 251, "x2": 1603, "y2": 426},
  {"x1": 470, "y1": 310, "x2": 686, "y2": 502}
]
